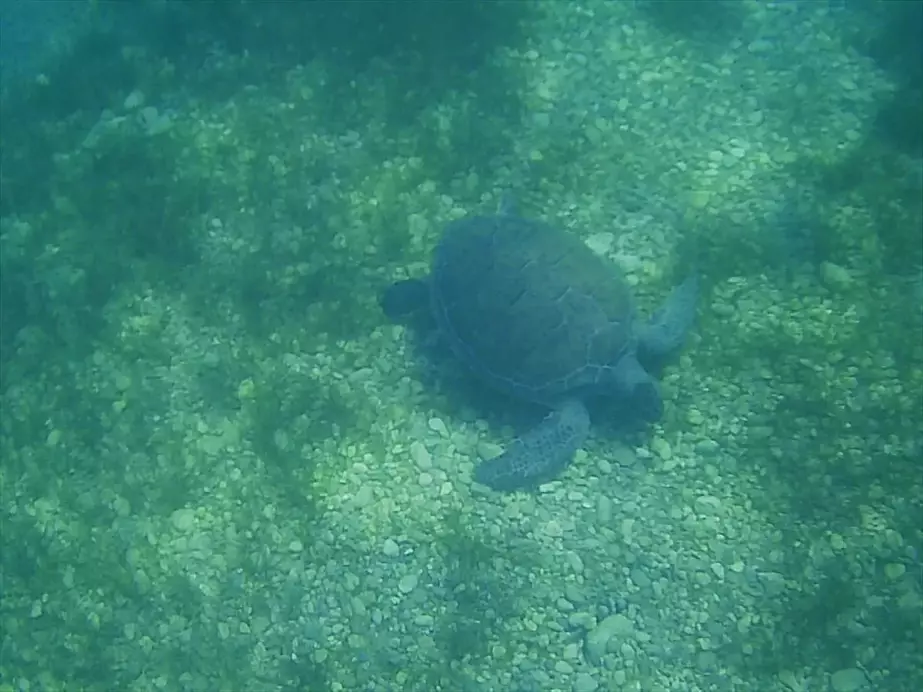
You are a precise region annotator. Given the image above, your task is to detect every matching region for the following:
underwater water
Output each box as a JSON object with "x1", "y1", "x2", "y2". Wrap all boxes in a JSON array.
[{"x1": 0, "y1": 1, "x2": 921, "y2": 691}]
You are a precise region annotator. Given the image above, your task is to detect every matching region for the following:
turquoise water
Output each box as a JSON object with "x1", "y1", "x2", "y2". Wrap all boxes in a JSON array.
[{"x1": 0, "y1": 2, "x2": 920, "y2": 691}]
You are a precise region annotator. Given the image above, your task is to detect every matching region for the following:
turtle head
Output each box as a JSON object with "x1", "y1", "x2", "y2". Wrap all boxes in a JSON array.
[
  {"x1": 380, "y1": 278, "x2": 439, "y2": 336},
  {"x1": 381, "y1": 278, "x2": 429, "y2": 320}
]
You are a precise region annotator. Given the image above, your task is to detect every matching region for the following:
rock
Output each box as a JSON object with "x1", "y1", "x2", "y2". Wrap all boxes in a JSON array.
[
  {"x1": 884, "y1": 562, "x2": 905, "y2": 580},
  {"x1": 410, "y1": 440, "x2": 433, "y2": 469},
  {"x1": 554, "y1": 660, "x2": 574, "y2": 675},
  {"x1": 821, "y1": 262, "x2": 853, "y2": 291},
  {"x1": 566, "y1": 552, "x2": 585, "y2": 574},
  {"x1": 573, "y1": 673, "x2": 599, "y2": 692},
  {"x1": 382, "y1": 538, "x2": 400, "y2": 558},
  {"x1": 610, "y1": 443, "x2": 637, "y2": 467},
  {"x1": 397, "y1": 573, "x2": 418, "y2": 594},
  {"x1": 427, "y1": 417, "x2": 449, "y2": 436},
  {"x1": 170, "y1": 508, "x2": 196, "y2": 532},
  {"x1": 650, "y1": 437, "x2": 672, "y2": 460},
  {"x1": 584, "y1": 613, "x2": 633, "y2": 664},
  {"x1": 830, "y1": 668, "x2": 867, "y2": 692},
  {"x1": 596, "y1": 495, "x2": 612, "y2": 524},
  {"x1": 477, "y1": 441, "x2": 504, "y2": 460},
  {"x1": 353, "y1": 486, "x2": 374, "y2": 508},
  {"x1": 585, "y1": 232, "x2": 614, "y2": 256}
]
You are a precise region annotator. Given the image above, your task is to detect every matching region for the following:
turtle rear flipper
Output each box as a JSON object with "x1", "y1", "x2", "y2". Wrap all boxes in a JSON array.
[
  {"x1": 474, "y1": 399, "x2": 590, "y2": 491},
  {"x1": 638, "y1": 275, "x2": 699, "y2": 364}
]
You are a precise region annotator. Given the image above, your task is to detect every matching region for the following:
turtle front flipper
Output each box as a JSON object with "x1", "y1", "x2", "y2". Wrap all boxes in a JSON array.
[
  {"x1": 638, "y1": 275, "x2": 699, "y2": 364},
  {"x1": 474, "y1": 399, "x2": 590, "y2": 491}
]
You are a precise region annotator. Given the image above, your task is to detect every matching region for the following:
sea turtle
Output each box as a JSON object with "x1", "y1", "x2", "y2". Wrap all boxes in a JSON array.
[{"x1": 381, "y1": 202, "x2": 699, "y2": 491}]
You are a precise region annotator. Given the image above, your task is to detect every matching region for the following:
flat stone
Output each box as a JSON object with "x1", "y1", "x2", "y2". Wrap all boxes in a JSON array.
[
  {"x1": 554, "y1": 660, "x2": 574, "y2": 675},
  {"x1": 610, "y1": 443, "x2": 637, "y2": 467},
  {"x1": 382, "y1": 538, "x2": 400, "y2": 557},
  {"x1": 585, "y1": 613, "x2": 633, "y2": 664},
  {"x1": 353, "y1": 486, "x2": 373, "y2": 508},
  {"x1": 830, "y1": 668, "x2": 867, "y2": 692},
  {"x1": 410, "y1": 441, "x2": 433, "y2": 469},
  {"x1": 170, "y1": 508, "x2": 196, "y2": 532},
  {"x1": 574, "y1": 672, "x2": 599, "y2": 692},
  {"x1": 427, "y1": 417, "x2": 449, "y2": 436},
  {"x1": 650, "y1": 437, "x2": 672, "y2": 460},
  {"x1": 397, "y1": 573, "x2": 418, "y2": 594}
]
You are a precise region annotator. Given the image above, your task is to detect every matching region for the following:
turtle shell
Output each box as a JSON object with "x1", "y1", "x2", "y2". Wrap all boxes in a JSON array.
[{"x1": 431, "y1": 214, "x2": 636, "y2": 405}]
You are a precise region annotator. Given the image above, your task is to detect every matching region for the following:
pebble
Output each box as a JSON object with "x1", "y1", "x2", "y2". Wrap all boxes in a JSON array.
[
  {"x1": 554, "y1": 660, "x2": 574, "y2": 675},
  {"x1": 573, "y1": 673, "x2": 599, "y2": 692},
  {"x1": 585, "y1": 613, "x2": 633, "y2": 664},
  {"x1": 410, "y1": 441, "x2": 433, "y2": 469},
  {"x1": 610, "y1": 443, "x2": 637, "y2": 467},
  {"x1": 569, "y1": 612, "x2": 597, "y2": 633},
  {"x1": 566, "y1": 552, "x2": 585, "y2": 574},
  {"x1": 123, "y1": 89, "x2": 145, "y2": 109},
  {"x1": 585, "y1": 232, "x2": 614, "y2": 256},
  {"x1": 821, "y1": 261, "x2": 853, "y2": 291},
  {"x1": 170, "y1": 508, "x2": 196, "y2": 532},
  {"x1": 418, "y1": 472, "x2": 433, "y2": 487},
  {"x1": 884, "y1": 562, "x2": 905, "y2": 580},
  {"x1": 694, "y1": 494, "x2": 723, "y2": 514},
  {"x1": 596, "y1": 495, "x2": 612, "y2": 524},
  {"x1": 477, "y1": 441, "x2": 504, "y2": 460},
  {"x1": 397, "y1": 573, "x2": 418, "y2": 594},
  {"x1": 428, "y1": 417, "x2": 449, "y2": 436},
  {"x1": 650, "y1": 438, "x2": 672, "y2": 460},
  {"x1": 564, "y1": 583, "x2": 586, "y2": 605},
  {"x1": 287, "y1": 540, "x2": 303, "y2": 553},
  {"x1": 830, "y1": 668, "x2": 867, "y2": 692},
  {"x1": 629, "y1": 567, "x2": 651, "y2": 589},
  {"x1": 544, "y1": 520, "x2": 564, "y2": 538},
  {"x1": 382, "y1": 538, "x2": 400, "y2": 557},
  {"x1": 353, "y1": 486, "x2": 374, "y2": 508}
]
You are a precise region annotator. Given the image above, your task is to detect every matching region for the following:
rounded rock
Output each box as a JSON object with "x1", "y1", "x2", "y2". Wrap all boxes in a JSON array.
[
  {"x1": 830, "y1": 668, "x2": 867, "y2": 692},
  {"x1": 397, "y1": 573, "x2": 419, "y2": 594},
  {"x1": 584, "y1": 613, "x2": 633, "y2": 664},
  {"x1": 382, "y1": 538, "x2": 400, "y2": 558}
]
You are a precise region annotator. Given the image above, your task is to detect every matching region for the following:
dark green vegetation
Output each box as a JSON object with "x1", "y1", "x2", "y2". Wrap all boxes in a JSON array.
[{"x1": 0, "y1": 2, "x2": 535, "y2": 689}]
